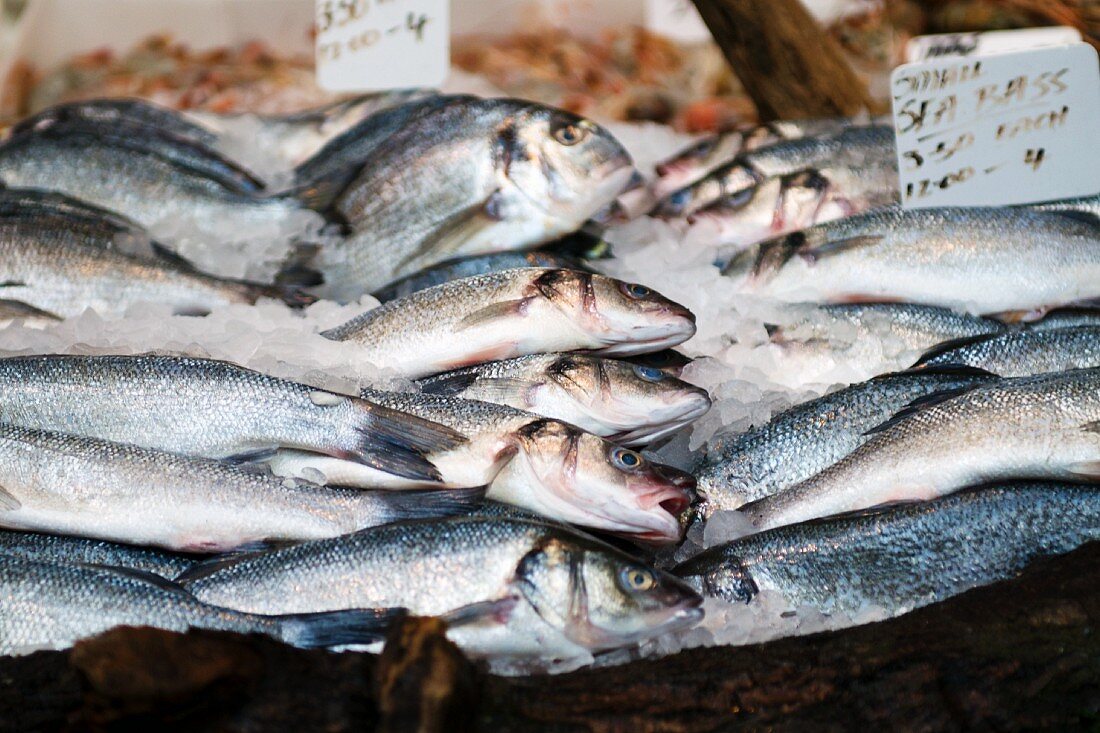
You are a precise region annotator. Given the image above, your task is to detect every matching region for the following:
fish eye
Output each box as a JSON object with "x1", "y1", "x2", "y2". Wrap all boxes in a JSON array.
[
  {"x1": 619, "y1": 566, "x2": 656, "y2": 592},
  {"x1": 668, "y1": 189, "x2": 690, "y2": 208},
  {"x1": 633, "y1": 365, "x2": 665, "y2": 382},
  {"x1": 553, "y1": 123, "x2": 589, "y2": 146},
  {"x1": 610, "y1": 446, "x2": 644, "y2": 470},
  {"x1": 619, "y1": 282, "x2": 652, "y2": 300}
]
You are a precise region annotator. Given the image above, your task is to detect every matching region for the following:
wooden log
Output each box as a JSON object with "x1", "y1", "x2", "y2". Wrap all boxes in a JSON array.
[{"x1": 690, "y1": 0, "x2": 878, "y2": 121}]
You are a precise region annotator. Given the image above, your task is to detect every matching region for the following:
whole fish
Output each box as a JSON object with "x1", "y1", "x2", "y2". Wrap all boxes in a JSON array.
[
  {"x1": 0, "y1": 205, "x2": 306, "y2": 317},
  {"x1": 300, "y1": 97, "x2": 636, "y2": 296},
  {"x1": 695, "y1": 367, "x2": 995, "y2": 514},
  {"x1": 0, "y1": 555, "x2": 398, "y2": 654},
  {"x1": 0, "y1": 423, "x2": 481, "y2": 552},
  {"x1": 372, "y1": 250, "x2": 589, "y2": 302},
  {"x1": 652, "y1": 125, "x2": 895, "y2": 220},
  {"x1": 724, "y1": 206, "x2": 1100, "y2": 313},
  {"x1": 0, "y1": 115, "x2": 305, "y2": 258},
  {"x1": 739, "y1": 368, "x2": 1100, "y2": 532},
  {"x1": 269, "y1": 388, "x2": 695, "y2": 543},
  {"x1": 0, "y1": 354, "x2": 464, "y2": 481},
  {"x1": 675, "y1": 483, "x2": 1100, "y2": 615},
  {"x1": 190, "y1": 89, "x2": 438, "y2": 166},
  {"x1": 651, "y1": 116, "x2": 885, "y2": 199},
  {"x1": 914, "y1": 326, "x2": 1100, "y2": 377},
  {"x1": 321, "y1": 268, "x2": 696, "y2": 379},
  {"x1": 0, "y1": 528, "x2": 197, "y2": 579},
  {"x1": 181, "y1": 516, "x2": 703, "y2": 659},
  {"x1": 417, "y1": 354, "x2": 711, "y2": 446}
]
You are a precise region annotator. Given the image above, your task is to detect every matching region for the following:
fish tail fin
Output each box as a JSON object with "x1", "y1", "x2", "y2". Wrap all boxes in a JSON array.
[
  {"x1": 277, "y1": 607, "x2": 407, "y2": 648},
  {"x1": 374, "y1": 486, "x2": 487, "y2": 523},
  {"x1": 344, "y1": 399, "x2": 467, "y2": 482}
]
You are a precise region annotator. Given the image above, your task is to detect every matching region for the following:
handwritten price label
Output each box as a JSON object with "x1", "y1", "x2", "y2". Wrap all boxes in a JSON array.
[
  {"x1": 315, "y1": 0, "x2": 448, "y2": 92},
  {"x1": 905, "y1": 26, "x2": 1082, "y2": 63},
  {"x1": 891, "y1": 43, "x2": 1100, "y2": 208}
]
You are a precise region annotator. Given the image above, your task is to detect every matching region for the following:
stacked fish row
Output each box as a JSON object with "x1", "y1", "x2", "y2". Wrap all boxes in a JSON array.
[
  {"x1": 0, "y1": 94, "x2": 716, "y2": 662},
  {"x1": 645, "y1": 123, "x2": 1100, "y2": 619}
]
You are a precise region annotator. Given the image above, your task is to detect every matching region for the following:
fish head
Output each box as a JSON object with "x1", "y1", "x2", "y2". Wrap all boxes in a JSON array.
[
  {"x1": 503, "y1": 106, "x2": 635, "y2": 227},
  {"x1": 544, "y1": 356, "x2": 711, "y2": 444},
  {"x1": 651, "y1": 163, "x2": 758, "y2": 220},
  {"x1": 620, "y1": 349, "x2": 694, "y2": 377},
  {"x1": 514, "y1": 534, "x2": 704, "y2": 650},
  {"x1": 500, "y1": 419, "x2": 694, "y2": 543},
  {"x1": 674, "y1": 550, "x2": 759, "y2": 605}
]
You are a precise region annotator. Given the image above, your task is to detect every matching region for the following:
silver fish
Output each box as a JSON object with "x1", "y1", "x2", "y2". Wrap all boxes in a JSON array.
[
  {"x1": 1027, "y1": 193, "x2": 1100, "y2": 220},
  {"x1": 9, "y1": 98, "x2": 219, "y2": 147},
  {"x1": 321, "y1": 268, "x2": 696, "y2": 379},
  {"x1": 0, "y1": 528, "x2": 197, "y2": 579},
  {"x1": 0, "y1": 354, "x2": 464, "y2": 481},
  {"x1": 914, "y1": 326, "x2": 1100, "y2": 377},
  {"x1": 270, "y1": 389, "x2": 695, "y2": 544},
  {"x1": 695, "y1": 368, "x2": 995, "y2": 513},
  {"x1": 416, "y1": 354, "x2": 711, "y2": 446},
  {"x1": 302, "y1": 97, "x2": 636, "y2": 296},
  {"x1": 725, "y1": 206, "x2": 1100, "y2": 313},
  {"x1": 652, "y1": 125, "x2": 896, "y2": 219},
  {"x1": 1024, "y1": 307, "x2": 1100, "y2": 331},
  {"x1": 676, "y1": 482, "x2": 1100, "y2": 615},
  {"x1": 181, "y1": 516, "x2": 703, "y2": 659},
  {"x1": 740, "y1": 368, "x2": 1100, "y2": 532},
  {"x1": 0, "y1": 555, "x2": 399, "y2": 654},
  {"x1": 0, "y1": 423, "x2": 481, "y2": 552}
]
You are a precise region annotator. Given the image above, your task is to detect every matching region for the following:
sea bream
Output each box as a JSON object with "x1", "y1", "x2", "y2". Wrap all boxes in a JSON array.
[
  {"x1": 913, "y1": 326, "x2": 1100, "y2": 377},
  {"x1": 268, "y1": 389, "x2": 695, "y2": 544},
  {"x1": 724, "y1": 206, "x2": 1100, "y2": 313},
  {"x1": 321, "y1": 268, "x2": 696, "y2": 379},
  {"x1": 299, "y1": 97, "x2": 636, "y2": 296},
  {"x1": 676, "y1": 482, "x2": 1100, "y2": 616},
  {"x1": 739, "y1": 368, "x2": 1100, "y2": 532},
  {"x1": 180, "y1": 516, "x2": 703, "y2": 660},
  {"x1": 0, "y1": 423, "x2": 481, "y2": 552},
  {"x1": 417, "y1": 354, "x2": 711, "y2": 446},
  {"x1": 0, "y1": 555, "x2": 399, "y2": 654},
  {"x1": 0, "y1": 354, "x2": 464, "y2": 482}
]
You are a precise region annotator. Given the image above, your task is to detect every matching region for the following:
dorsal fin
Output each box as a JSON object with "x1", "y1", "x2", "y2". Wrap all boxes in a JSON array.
[
  {"x1": 86, "y1": 564, "x2": 194, "y2": 595},
  {"x1": 862, "y1": 383, "x2": 987, "y2": 436},
  {"x1": 910, "y1": 333, "x2": 1002, "y2": 368}
]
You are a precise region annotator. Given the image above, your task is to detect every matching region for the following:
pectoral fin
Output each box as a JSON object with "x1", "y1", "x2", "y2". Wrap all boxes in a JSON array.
[
  {"x1": 0, "y1": 485, "x2": 20, "y2": 511},
  {"x1": 456, "y1": 298, "x2": 532, "y2": 330}
]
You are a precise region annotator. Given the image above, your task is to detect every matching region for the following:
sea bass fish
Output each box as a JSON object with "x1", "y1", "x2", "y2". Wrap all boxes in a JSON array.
[
  {"x1": 676, "y1": 482, "x2": 1100, "y2": 615},
  {"x1": 301, "y1": 97, "x2": 635, "y2": 296},
  {"x1": 417, "y1": 354, "x2": 711, "y2": 446},
  {"x1": 0, "y1": 528, "x2": 197, "y2": 579},
  {"x1": 0, "y1": 423, "x2": 481, "y2": 552},
  {"x1": 321, "y1": 268, "x2": 696, "y2": 379},
  {"x1": 739, "y1": 368, "x2": 1100, "y2": 532},
  {"x1": 695, "y1": 367, "x2": 995, "y2": 514},
  {"x1": 0, "y1": 354, "x2": 464, "y2": 481},
  {"x1": 724, "y1": 206, "x2": 1100, "y2": 313},
  {"x1": 0, "y1": 555, "x2": 398, "y2": 654},
  {"x1": 914, "y1": 325, "x2": 1100, "y2": 377},
  {"x1": 269, "y1": 389, "x2": 695, "y2": 543},
  {"x1": 181, "y1": 516, "x2": 703, "y2": 660}
]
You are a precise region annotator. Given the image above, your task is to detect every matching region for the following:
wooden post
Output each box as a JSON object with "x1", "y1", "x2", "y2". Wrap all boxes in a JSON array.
[{"x1": 690, "y1": 0, "x2": 877, "y2": 121}]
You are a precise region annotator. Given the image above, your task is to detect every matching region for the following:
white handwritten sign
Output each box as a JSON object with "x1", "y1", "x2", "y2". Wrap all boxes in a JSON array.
[
  {"x1": 891, "y1": 43, "x2": 1100, "y2": 208},
  {"x1": 644, "y1": 0, "x2": 712, "y2": 44},
  {"x1": 905, "y1": 26, "x2": 1082, "y2": 63},
  {"x1": 316, "y1": 0, "x2": 448, "y2": 92}
]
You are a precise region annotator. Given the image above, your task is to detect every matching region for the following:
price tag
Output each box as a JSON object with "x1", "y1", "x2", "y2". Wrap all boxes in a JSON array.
[
  {"x1": 905, "y1": 26, "x2": 1082, "y2": 63},
  {"x1": 644, "y1": 0, "x2": 712, "y2": 44},
  {"x1": 316, "y1": 0, "x2": 449, "y2": 92},
  {"x1": 891, "y1": 43, "x2": 1100, "y2": 209}
]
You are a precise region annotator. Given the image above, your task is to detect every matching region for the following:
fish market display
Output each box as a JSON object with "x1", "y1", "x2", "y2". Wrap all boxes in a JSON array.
[
  {"x1": 694, "y1": 367, "x2": 995, "y2": 515},
  {"x1": 0, "y1": 423, "x2": 480, "y2": 551},
  {"x1": 300, "y1": 97, "x2": 636, "y2": 296},
  {"x1": 0, "y1": 555, "x2": 398, "y2": 654},
  {"x1": 724, "y1": 206, "x2": 1100, "y2": 313},
  {"x1": 417, "y1": 354, "x2": 711, "y2": 446},
  {"x1": 270, "y1": 388, "x2": 694, "y2": 543},
  {"x1": 322, "y1": 268, "x2": 696, "y2": 379},
  {"x1": 739, "y1": 368, "x2": 1100, "y2": 532},
  {"x1": 0, "y1": 354, "x2": 463, "y2": 480},
  {"x1": 0, "y1": 528, "x2": 197, "y2": 579},
  {"x1": 181, "y1": 516, "x2": 703, "y2": 659},
  {"x1": 677, "y1": 483, "x2": 1100, "y2": 615},
  {"x1": 914, "y1": 326, "x2": 1100, "y2": 377}
]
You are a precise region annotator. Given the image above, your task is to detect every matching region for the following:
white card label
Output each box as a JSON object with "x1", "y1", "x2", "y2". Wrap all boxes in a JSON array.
[
  {"x1": 891, "y1": 43, "x2": 1100, "y2": 209},
  {"x1": 905, "y1": 26, "x2": 1082, "y2": 63},
  {"x1": 316, "y1": 0, "x2": 449, "y2": 92},
  {"x1": 644, "y1": 0, "x2": 712, "y2": 44}
]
